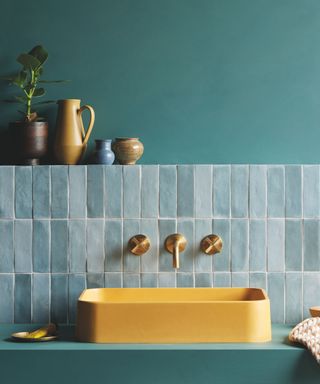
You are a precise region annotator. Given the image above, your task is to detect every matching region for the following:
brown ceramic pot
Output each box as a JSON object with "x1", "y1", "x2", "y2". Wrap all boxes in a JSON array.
[
  {"x1": 112, "y1": 137, "x2": 144, "y2": 165},
  {"x1": 10, "y1": 121, "x2": 49, "y2": 165}
]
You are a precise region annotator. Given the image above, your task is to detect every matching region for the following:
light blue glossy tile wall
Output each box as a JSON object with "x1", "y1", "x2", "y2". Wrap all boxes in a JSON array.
[
  {"x1": 32, "y1": 274, "x2": 50, "y2": 323},
  {"x1": 33, "y1": 166, "x2": 50, "y2": 218},
  {"x1": 33, "y1": 220, "x2": 50, "y2": 273},
  {"x1": 51, "y1": 166, "x2": 68, "y2": 218},
  {"x1": 0, "y1": 164, "x2": 320, "y2": 324},
  {"x1": 0, "y1": 167, "x2": 14, "y2": 218},
  {"x1": 15, "y1": 167, "x2": 32, "y2": 218}
]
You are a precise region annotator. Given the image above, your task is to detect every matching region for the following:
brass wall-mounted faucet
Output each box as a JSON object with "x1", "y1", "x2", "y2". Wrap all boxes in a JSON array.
[
  {"x1": 164, "y1": 233, "x2": 187, "y2": 269},
  {"x1": 128, "y1": 233, "x2": 222, "y2": 270},
  {"x1": 200, "y1": 234, "x2": 223, "y2": 255},
  {"x1": 128, "y1": 234, "x2": 151, "y2": 256}
]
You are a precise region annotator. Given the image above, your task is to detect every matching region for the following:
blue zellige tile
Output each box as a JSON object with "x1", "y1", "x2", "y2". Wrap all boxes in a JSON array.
[
  {"x1": 87, "y1": 219, "x2": 104, "y2": 273},
  {"x1": 105, "y1": 220, "x2": 122, "y2": 272},
  {"x1": 87, "y1": 165, "x2": 104, "y2": 218},
  {"x1": 32, "y1": 274, "x2": 50, "y2": 323},
  {"x1": 285, "y1": 165, "x2": 302, "y2": 218},
  {"x1": 249, "y1": 165, "x2": 266, "y2": 218},
  {"x1": 123, "y1": 166, "x2": 141, "y2": 218},
  {"x1": 213, "y1": 219, "x2": 230, "y2": 272},
  {"x1": 140, "y1": 219, "x2": 158, "y2": 273},
  {"x1": 0, "y1": 220, "x2": 14, "y2": 272},
  {"x1": 303, "y1": 220, "x2": 320, "y2": 271},
  {"x1": 177, "y1": 219, "x2": 194, "y2": 272},
  {"x1": 68, "y1": 274, "x2": 86, "y2": 323},
  {"x1": 51, "y1": 166, "x2": 68, "y2": 218},
  {"x1": 123, "y1": 219, "x2": 140, "y2": 273},
  {"x1": 14, "y1": 220, "x2": 32, "y2": 273},
  {"x1": 0, "y1": 274, "x2": 14, "y2": 323},
  {"x1": 177, "y1": 273, "x2": 194, "y2": 287},
  {"x1": 159, "y1": 165, "x2": 177, "y2": 218},
  {"x1": 51, "y1": 274, "x2": 68, "y2": 323},
  {"x1": 177, "y1": 165, "x2": 194, "y2": 217},
  {"x1": 195, "y1": 273, "x2": 212, "y2": 287},
  {"x1": 141, "y1": 273, "x2": 158, "y2": 287},
  {"x1": 123, "y1": 273, "x2": 140, "y2": 288},
  {"x1": 51, "y1": 220, "x2": 68, "y2": 273},
  {"x1": 0, "y1": 166, "x2": 14, "y2": 218},
  {"x1": 268, "y1": 273, "x2": 285, "y2": 323},
  {"x1": 231, "y1": 219, "x2": 248, "y2": 271},
  {"x1": 87, "y1": 273, "x2": 105, "y2": 288},
  {"x1": 69, "y1": 166, "x2": 86, "y2": 218},
  {"x1": 285, "y1": 272, "x2": 302, "y2": 324},
  {"x1": 105, "y1": 165, "x2": 123, "y2": 218},
  {"x1": 267, "y1": 166, "x2": 285, "y2": 217},
  {"x1": 303, "y1": 165, "x2": 320, "y2": 218},
  {"x1": 33, "y1": 166, "x2": 50, "y2": 218},
  {"x1": 141, "y1": 165, "x2": 159, "y2": 218},
  {"x1": 267, "y1": 219, "x2": 285, "y2": 272},
  {"x1": 214, "y1": 272, "x2": 231, "y2": 287},
  {"x1": 231, "y1": 165, "x2": 248, "y2": 218},
  {"x1": 15, "y1": 166, "x2": 32, "y2": 218},
  {"x1": 159, "y1": 219, "x2": 177, "y2": 272},
  {"x1": 33, "y1": 220, "x2": 50, "y2": 272},
  {"x1": 232, "y1": 272, "x2": 249, "y2": 287},
  {"x1": 195, "y1": 219, "x2": 212, "y2": 272},
  {"x1": 303, "y1": 273, "x2": 320, "y2": 319},
  {"x1": 69, "y1": 220, "x2": 86, "y2": 273},
  {"x1": 105, "y1": 273, "x2": 122, "y2": 288},
  {"x1": 159, "y1": 273, "x2": 176, "y2": 287},
  {"x1": 249, "y1": 272, "x2": 266, "y2": 289},
  {"x1": 14, "y1": 274, "x2": 31, "y2": 323},
  {"x1": 249, "y1": 220, "x2": 266, "y2": 271},
  {"x1": 285, "y1": 220, "x2": 302, "y2": 271},
  {"x1": 213, "y1": 165, "x2": 230, "y2": 218},
  {"x1": 195, "y1": 165, "x2": 212, "y2": 218}
]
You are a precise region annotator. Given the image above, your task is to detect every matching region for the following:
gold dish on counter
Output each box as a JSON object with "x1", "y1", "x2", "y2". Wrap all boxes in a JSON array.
[{"x1": 11, "y1": 323, "x2": 58, "y2": 342}]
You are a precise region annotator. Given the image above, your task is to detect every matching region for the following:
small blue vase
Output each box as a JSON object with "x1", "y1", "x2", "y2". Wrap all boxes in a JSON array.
[{"x1": 90, "y1": 139, "x2": 115, "y2": 165}]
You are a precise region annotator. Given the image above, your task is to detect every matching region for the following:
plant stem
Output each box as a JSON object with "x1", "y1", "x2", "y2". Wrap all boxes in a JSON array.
[
  {"x1": 26, "y1": 97, "x2": 31, "y2": 118},
  {"x1": 25, "y1": 70, "x2": 36, "y2": 119}
]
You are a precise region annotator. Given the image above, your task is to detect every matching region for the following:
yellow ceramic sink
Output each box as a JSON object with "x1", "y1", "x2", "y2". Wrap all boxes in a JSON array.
[{"x1": 76, "y1": 288, "x2": 271, "y2": 343}]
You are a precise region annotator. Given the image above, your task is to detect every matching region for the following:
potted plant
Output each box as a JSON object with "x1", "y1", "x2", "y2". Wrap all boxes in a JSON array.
[{"x1": 2, "y1": 45, "x2": 67, "y2": 164}]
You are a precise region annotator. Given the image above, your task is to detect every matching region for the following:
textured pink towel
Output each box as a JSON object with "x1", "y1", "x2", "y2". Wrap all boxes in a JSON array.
[{"x1": 289, "y1": 317, "x2": 320, "y2": 364}]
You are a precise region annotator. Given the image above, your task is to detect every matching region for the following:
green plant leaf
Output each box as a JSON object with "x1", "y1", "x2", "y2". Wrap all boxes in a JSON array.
[
  {"x1": 19, "y1": 70, "x2": 27, "y2": 84},
  {"x1": 17, "y1": 53, "x2": 41, "y2": 70},
  {"x1": 28, "y1": 45, "x2": 48, "y2": 65},
  {"x1": 12, "y1": 71, "x2": 27, "y2": 87},
  {"x1": 38, "y1": 79, "x2": 70, "y2": 83},
  {"x1": 32, "y1": 87, "x2": 45, "y2": 97}
]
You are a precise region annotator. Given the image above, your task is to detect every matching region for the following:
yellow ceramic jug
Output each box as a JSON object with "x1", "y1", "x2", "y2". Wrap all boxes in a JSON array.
[{"x1": 54, "y1": 99, "x2": 95, "y2": 164}]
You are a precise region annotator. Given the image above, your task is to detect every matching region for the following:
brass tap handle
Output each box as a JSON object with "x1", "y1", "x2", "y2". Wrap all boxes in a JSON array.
[
  {"x1": 128, "y1": 234, "x2": 151, "y2": 256},
  {"x1": 200, "y1": 234, "x2": 223, "y2": 255},
  {"x1": 164, "y1": 233, "x2": 187, "y2": 269}
]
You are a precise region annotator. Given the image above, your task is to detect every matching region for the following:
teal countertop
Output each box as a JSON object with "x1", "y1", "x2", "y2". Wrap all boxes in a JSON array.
[
  {"x1": 0, "y1": 324, "x2": 319, "y2": 384},
  {"x1": 0, "y1": 323, "x2": 304, "y2": 350}
]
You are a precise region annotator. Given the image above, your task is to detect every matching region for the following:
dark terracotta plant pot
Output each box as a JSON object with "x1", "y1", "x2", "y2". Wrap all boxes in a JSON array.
[{"x1": 10, "y1": 121, "x2": 49, "y2": 165}]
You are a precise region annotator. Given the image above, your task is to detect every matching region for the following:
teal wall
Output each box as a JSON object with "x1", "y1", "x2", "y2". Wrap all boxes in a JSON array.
[{"x1": 1, "y1": 0, "x2": 320, "y2": 164}]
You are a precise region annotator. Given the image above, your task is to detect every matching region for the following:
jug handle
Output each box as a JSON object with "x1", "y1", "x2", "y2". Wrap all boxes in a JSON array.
[{"x1": 78, "y1": 105, "x2": 95, "y2": 146}]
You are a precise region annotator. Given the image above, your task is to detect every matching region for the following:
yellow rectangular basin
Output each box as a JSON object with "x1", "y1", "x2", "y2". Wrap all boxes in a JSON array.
[{"x1": 76, "y1": 288, "x2": 271, "y2": 343}]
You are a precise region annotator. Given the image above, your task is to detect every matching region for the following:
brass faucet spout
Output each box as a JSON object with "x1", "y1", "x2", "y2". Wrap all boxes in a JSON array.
[
  {"x1": 173, "y1": 244, "x2": 180, "y2": 269},
  {"x1": 164, "y1": 234, "x2": 187, "y2": 270}
]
